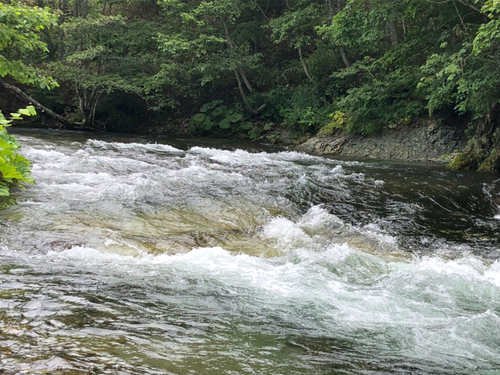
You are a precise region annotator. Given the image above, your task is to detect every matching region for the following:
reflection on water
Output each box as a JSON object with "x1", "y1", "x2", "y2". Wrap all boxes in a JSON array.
[{"x1": 0, "y1": 129, "x2": 500, "y2": 374}]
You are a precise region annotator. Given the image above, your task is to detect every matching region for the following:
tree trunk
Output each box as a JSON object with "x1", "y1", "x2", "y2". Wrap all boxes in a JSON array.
[
  {"x1": 238, "y1": 66, "x2": 253, "y2": 93},
  {"x1": 224, "y1": 23, "x2": 253, "y2": 93},
  {"x1": 336, "y1": 0, "x2": 349, "y2": 62},
  {"x1": 58, "y1": 0, "x2": 68, "y2": 61},
  {"x1": 325, "y1": 0, "x2": 334, "y2": 17},
  {"x1": 388, "y1": 20, "x2": 399, "y2": 47},
  {"x1": 326, "y1": 0, "x2": 352, "y2": 68},
  {"x1": 233, "y1": 70, "x2": 266, "y2": 114},
  {"x1": 455, "y1": 0, "x2": 481, "y2": 13},
  {"x1": 298, "y1": 47, "x2": 313, "y2": 81},
  {"x1": 0, "y1": 80, "x2": 78, "y2": 130},
  {"x1": 339, "y1": 46, "x2": 351, "y2": 68},
  {"x1": 234, "y1": 70, "x2": 255, "y2": 113},
  {"x1": 74, "y1": 0, "x2": 88, "y2": 18},
  {"x1": 75, "y1": 82, "x2": 101, "y2": 128}
]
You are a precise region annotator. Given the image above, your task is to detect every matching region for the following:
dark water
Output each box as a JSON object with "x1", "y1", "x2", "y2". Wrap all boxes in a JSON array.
[{"x1": 1, "y1": 129, "x2": 500, "y2": 374}]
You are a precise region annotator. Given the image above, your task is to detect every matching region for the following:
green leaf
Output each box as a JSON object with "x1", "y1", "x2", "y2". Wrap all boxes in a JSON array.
[
  {"x1": 0, "y1": 183, "x2": 10, "y2": 197},
  {"x1": 240, "y1": 121, "x2": 253, "y2": 130},
  {"x1": 219, "y1": 118, "x2": 232, "y2": 129},
  {"x1": 27, "y1": 105, "x2": 36, "y2": 116},
  {"x1": 0, "y1": 163, "x2": 23, "y2": 179},
  {"x1": 18, "y1": 108, "x2": 31, "y2": 116}
]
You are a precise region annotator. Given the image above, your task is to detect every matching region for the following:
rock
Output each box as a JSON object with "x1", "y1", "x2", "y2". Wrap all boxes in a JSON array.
[
  {"x1": 448, "y1": 104, "x2": 500, "y2": 172},
  {"x1": 296, "y1": 123, "x2": 467, "y2": 163}
]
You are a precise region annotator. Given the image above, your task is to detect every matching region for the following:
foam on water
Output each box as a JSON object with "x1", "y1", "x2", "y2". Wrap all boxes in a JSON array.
[
  {"x1": 87, "y1": 139, "x2": 184, "y2": 153},
  {"x1": 28, "y1": 229, "x2": 500, "y2": 373}
]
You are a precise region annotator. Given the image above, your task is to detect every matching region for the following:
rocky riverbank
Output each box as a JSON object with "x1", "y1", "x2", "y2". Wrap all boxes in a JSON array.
[
  {"x1": 10, "y1": 107, "x2": 472, "y2": 166},
  {"x1": 295, "y1": 120, "x2": 468, "y2": 163}
]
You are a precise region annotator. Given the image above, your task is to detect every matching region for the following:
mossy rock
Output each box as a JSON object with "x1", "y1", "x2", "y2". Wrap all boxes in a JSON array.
[
  {"x1": 448, "y1": 135, "x2": 500, "y2": 172},
  {"x1": 318, "y1": 111, "x2": 349, "y2": 137},
  {"x1": 478, "y1": 148, "x2": 500, "y2": 172}
]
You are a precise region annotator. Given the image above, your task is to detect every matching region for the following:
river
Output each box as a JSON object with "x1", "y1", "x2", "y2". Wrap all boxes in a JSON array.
[{"x1": 1, "y1": 129, "x2": 500, "y2": 374}]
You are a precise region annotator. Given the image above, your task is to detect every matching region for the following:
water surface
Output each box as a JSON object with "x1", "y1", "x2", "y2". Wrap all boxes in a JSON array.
[{"x1": 1, "y1": 129, "x2": 500, "y2": 374}]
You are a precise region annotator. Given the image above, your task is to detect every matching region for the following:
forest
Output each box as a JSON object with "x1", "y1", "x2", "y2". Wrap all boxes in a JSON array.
[{"x1": 2, "y1": 0, "x2": 500, "y2": 185}]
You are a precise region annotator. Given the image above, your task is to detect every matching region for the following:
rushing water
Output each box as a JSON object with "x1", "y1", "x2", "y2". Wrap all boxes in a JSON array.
[{"x1": 1, "y1": 130, "x2": 500, "y2": 374}]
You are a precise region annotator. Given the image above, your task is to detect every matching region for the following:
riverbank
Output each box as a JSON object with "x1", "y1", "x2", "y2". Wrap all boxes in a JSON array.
[
  {"x1": 14, "y1": 113, "x2": 470, "y2": 165},
  {"x1": 295, "y1": 119, "x2": 468, "y2": 163},
  {"x1": 136, "y1": 112, "x2": 470, "y2": 164},
  {"x1": 138, "y1": 116, "x2": 469, "y2": 164}
]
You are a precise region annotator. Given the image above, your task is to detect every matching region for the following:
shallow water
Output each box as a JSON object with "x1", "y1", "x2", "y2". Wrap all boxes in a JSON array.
[{"x1": 1, "y1": 129, "x2": 500, "y2": 374}]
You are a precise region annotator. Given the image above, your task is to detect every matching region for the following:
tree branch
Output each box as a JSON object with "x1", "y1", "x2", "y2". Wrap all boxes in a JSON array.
[{"x1": 0, "y1": 79, "x2": 78, "y2": 130}]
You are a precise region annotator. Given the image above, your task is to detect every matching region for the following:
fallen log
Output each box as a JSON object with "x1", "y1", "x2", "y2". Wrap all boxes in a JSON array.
[{"x1": 0, "y1": 79, "x2": 79, "y2": 130}]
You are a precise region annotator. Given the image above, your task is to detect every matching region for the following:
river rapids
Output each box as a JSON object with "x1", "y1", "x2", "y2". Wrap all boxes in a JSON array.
[{"x1": 1, "y1": 130, "x2": 500, "y2": 374}]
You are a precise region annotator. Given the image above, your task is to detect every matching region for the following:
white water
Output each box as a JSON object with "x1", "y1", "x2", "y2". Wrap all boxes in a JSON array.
[{"x1": 1, "y1": 131, "x2": 500, "y2": 374}]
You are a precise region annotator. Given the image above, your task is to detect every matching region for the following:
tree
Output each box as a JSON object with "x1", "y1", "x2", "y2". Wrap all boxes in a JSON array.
[
  {"x1": 157, "y1": 0, "x2": 264, "y2": 113},
  {"x1": 3, "y1": 0, "x2": 500, "y2": 164},
  {"x1": 268, "y1": 1, "x2": 322, "y2": 81},
  {"x1": 0, "y1": 2, "x2": 58, "y2": 89},
  {"x1": 0, "y1": 2, "x2": 57, "y2": 207},
  {"x1": 312, "y1": 0, "x2": 480, "y2": 134},
  {"x1": 48, "y1": 11, "x2": 166, "y2": 129},
  {"x1": 423, "y1": 0, "x2": 500, "y2": 172}
]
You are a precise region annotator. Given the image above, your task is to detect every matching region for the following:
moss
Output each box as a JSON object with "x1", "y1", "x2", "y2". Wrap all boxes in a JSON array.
[
  {"x1": 447, "y1": 138, "x2": 485, "y2": 170},
  {"x1": 478, "y1": 148, "x2": 500, "y2": 172},
  {"x1": 447, "y1": 153, "x2": 467, "y2": 170},
  {"x1": 317, "y1": 111, "x2": 349, "y2": 136}
]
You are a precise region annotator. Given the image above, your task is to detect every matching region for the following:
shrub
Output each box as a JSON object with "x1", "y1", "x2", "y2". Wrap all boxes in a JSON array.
[{"x1": 0, "y1": 106, "x2": 36, "y2": 208}]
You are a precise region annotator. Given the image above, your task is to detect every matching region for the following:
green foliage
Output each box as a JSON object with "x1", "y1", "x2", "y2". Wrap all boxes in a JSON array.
[
  {"x1": 0, "y1": 3, "x2": 59, "y2": 208},
  {"x1": 268, "y1": 2, "x2": 320, "y2": 48},
  {"x1": 318, "y1": 111, "x2": 349, "y2": 136},
  {"x1": 317, "y1": 0, "x2": 389, "y2": 52},
  {"x1": 0, "y1": 107, "x2": 36, "y2": 208},
  {"x1": 0, "y1": 2, "x2": 58, "y2": 89},
  {"x1": 313, "y1": 0, "x2": 488, "y2": 134},
  {"x1": 6, "y1": 0, "x2": 500, "y2": 145},
  {"x1": 337, "y1": 66, "x2": 425, "y2": 135},
  {"x1": 416, "y1": 0, "x2": 500, "y2": 119},
  {"x1": 261, "y1": 85, "x2": 333, "y2": 132},
  {"x1": 157, "y1": 0, "x2": 261, "y2": 88},
  {"x1": 46, "y1": 14, "x2": 166, "y2": 127},
  {"x1": 474, "y1": 0, "x2": 500, "y2": 54},
  {"x1": 189, "y1": 100, "x2": 251, "y2": 135}
]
